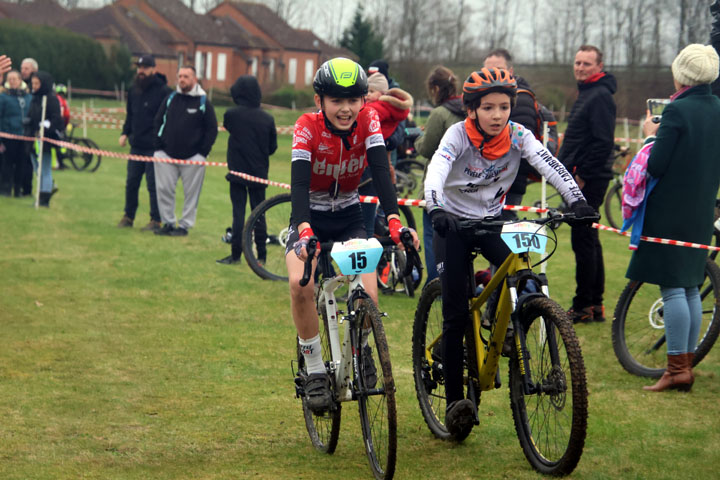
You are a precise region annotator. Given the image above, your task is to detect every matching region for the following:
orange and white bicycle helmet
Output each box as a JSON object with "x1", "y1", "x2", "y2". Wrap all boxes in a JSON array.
[{"x1": 462, "y1": 67, "x2": 517, "y2": 106}]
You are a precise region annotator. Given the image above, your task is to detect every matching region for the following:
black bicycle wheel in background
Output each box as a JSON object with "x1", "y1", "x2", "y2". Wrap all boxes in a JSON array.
[
  {"x1": 297, "y1": 304, "x2": 341, "y2": 454},
  {"x1": 509, "y1": 296, "x2": 587, "y2": 476},
  {"x1": 398, "y1": 204, "x2": 416, "y2": 232},
  {"x1": 603, "y1": 181, "x2": 622, "y2": 230},
  {"x1": 67, "y1": 137, "x2": 93, "y2": 171},
  {"x1": 81, "y1": 138, "x2": 102, "y2": 172},
  {"x1": 612, "y1": 258, "x2": 720, "y2": 378},
  {"x1": 354, "y1": 297, "x2": 397, "y2": 480},
  {"x1": 411, "y1": 279, "x2": 452, "y2": 440},
  {"x1": 395, "y1": 159, "x2": 425, "y2": 197},
  {"x1": 243, "y1": 193, "x2": 291, "y2": 281}
]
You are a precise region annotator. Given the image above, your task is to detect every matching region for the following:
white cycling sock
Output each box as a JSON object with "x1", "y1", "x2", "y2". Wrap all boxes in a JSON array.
[{"x1": 299, "y1": 335, "x2": 325, "y2": 375}]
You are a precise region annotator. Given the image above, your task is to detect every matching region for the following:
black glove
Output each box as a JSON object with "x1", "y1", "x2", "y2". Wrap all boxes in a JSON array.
[
  {"x1": 712, "y1": 0, "x2": 720, "y2": 18},
  {"x1": 569, "y1": 200, "x2": 598, "y2": 225},
  {"x1": 430, "y1": 209, "x2": 459, "y2": 237}
]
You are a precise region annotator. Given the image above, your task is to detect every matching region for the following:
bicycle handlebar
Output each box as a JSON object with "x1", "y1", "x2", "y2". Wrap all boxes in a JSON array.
[
  {"x1": 299, "y1": 236, "x2": 318, "y2": 287},
  {"x1": 400, "y1": 228, "x2": 423, "y2": 278},
  {"x1": 457, "y1": 210, "x2": 599, "y2": 234}
]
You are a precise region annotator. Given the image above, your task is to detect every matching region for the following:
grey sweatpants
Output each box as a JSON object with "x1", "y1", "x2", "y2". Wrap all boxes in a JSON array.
[{"x1": 153, "y1": 150, "x2": 206, "y2": 229}]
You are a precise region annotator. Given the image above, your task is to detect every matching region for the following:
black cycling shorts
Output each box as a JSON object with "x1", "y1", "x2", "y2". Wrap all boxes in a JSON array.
[{"x1": 285, "y1": 203, "x2": 367, "y2": 255}]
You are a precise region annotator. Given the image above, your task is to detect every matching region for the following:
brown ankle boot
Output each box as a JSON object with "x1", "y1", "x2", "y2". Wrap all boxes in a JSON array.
[
  {"x1": 686, "y1": 352, "x2": 695, "y2": 383},
  {"x1": 643, "y1": 354, "x2": 693, "y2": 392}
]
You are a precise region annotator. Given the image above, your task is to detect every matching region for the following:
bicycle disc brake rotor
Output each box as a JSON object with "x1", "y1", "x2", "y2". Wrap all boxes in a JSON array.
[
  {"x1": 543, "y1": 365, "x2": 567, "y2": 410},
  {"x1": 648, "y1": 299, "x2": 665, "y2": 329}
]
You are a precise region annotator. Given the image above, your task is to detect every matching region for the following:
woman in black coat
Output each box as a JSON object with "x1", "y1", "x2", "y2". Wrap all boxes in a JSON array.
[{"x1": 627, "y1": 44, "x2": 720, "y2": 392}]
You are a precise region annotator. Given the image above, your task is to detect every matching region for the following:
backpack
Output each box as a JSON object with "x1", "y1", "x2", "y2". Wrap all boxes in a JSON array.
[
  {"x1": 622, "y1": 141, "x2": 654, "y2": 221},
  {"x1": 517, "y1": 88, "x2": 559, "y2": 156},
  {"x1": 157, "y1": 91, "x2": 206, "y2": 137}
]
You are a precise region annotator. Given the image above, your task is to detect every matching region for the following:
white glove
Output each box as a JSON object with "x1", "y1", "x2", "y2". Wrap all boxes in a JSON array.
[{"x1": 40, "y1": 120, "x2": 51, "y2": 129}]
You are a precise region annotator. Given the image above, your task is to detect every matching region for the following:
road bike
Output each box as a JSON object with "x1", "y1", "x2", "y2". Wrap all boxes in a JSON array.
[
  {"x1": 412, "y1": 212, "x2": 591, "y2": 476},
  {"x1": 243, "y1": 192, "x2": 417, "y2": 282},
  {"x1": 293, "y1": 231, "x2": 420, "y2": 479},
  {"x1": 612, "y1": 223, "x2": 720, "y2": 378}
]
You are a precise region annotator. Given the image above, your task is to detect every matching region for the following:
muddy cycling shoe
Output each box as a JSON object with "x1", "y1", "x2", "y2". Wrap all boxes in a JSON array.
[
  {"x1": 304, "y1": 372, "x2": 333, "y2": 413},
  {"x1": 362, "y1": 345, "x2": 378, "y2": 389},
  {"x1": 445, "y1": 399, "x2": 476, "y2": 441}
]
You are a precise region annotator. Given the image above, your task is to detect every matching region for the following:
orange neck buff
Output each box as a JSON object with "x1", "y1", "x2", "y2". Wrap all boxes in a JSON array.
[{"x1": 464, "y1": 117, "x2": 511, "y2": 160}]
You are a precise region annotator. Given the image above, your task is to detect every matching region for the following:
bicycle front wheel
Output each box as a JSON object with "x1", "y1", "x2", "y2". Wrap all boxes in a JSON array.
[
  {"x1": 243, "y1": 193, "x2": 291, "y2": 281},
  {"x1": 81, "y1": 138, "x2": 102, "y2": 172},
  {"x1": 67, "y1": 138, "x2": 92, "y2": 171},
  {"x1": 298, "y1": 304, "x2": 341, "y2": 453},
  {"x1": 603, "y1": 182, "x2": 622, "y2": 230},
  {"x1": 612, "y1": 258, "x2": 720, "y2": 377},
  {"x1": 354, "y1": 297, "x2": 396, "y2": 480},
  {"x1": 509, "y1": 297, "x2": 588, "y2": 476}
]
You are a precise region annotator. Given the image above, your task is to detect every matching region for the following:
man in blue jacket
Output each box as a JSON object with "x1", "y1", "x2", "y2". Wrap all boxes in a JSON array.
[
  {"x1": 153, "y1": 65, "x2": 218, "y2": 237},
  {"x1": 558, "y1": 45, "x2": 617, "y2": 323},
  {"x1": 118, "y1": 54, "x2": 172, "y2": 231}
]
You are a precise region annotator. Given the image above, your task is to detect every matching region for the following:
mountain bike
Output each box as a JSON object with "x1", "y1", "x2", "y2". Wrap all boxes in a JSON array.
[
  {"x1": 63, "y1": 123, "x2": 102, "y2": 172},
  {"x1": 293, "y1": 231, "x2": 420, "y2": 480},
  {"x1": 243, "y1": 192, "x2": 417, "y2": 282},
  {"x1": 612, "y1": 224, "x2": 720, "y2": 378},
  {"x1": 602, "y1": 145, "x2": 631, "y2": 230},
  {"x1": 412, "y1": 212, "x2": 591, "y2": 476}
]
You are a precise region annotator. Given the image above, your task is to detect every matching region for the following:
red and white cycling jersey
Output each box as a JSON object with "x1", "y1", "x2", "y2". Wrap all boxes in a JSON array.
[{"x1": 292, "y1": 107, "x2": 385, "y2": 211}]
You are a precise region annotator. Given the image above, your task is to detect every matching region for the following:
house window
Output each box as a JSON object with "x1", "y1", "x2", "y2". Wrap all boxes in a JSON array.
[
  {"x1": 206, "y1": 52, "x2": 213, "y2": 81},
  {"x1": 178, "y1": 52, "x2": 184, "y2": 67},
  {"x1": 288, "y1": 58, "x2": 297, "y2": 85},
  {"x1": 268, "y1": 58, "x2": 275, "y2": 82},
  {"x1": 251, "y1": 57, "x2": 258, "y2": 77},
  {"x1": 304, "y1": 59, "x2": 314, "y2": 86},
  {"x1": 195, "y1": 51, "x2": 204, "y2": 79},
  {"x1": 217, "y1": 53, "x2": 227, "y2": 82}
]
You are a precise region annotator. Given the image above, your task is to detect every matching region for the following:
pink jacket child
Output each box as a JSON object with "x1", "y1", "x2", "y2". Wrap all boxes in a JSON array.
[{"x1": 365, "y1": 72, "x2": 413, "y2": 140}]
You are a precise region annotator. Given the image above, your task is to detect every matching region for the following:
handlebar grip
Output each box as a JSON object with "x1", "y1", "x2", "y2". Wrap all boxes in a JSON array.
[
  {"x1": 400, "y1": 229, "x2": 422, "y2": 278},
  {"x1": 299, "y1": 237, "x2": 318, "y2": 287}
]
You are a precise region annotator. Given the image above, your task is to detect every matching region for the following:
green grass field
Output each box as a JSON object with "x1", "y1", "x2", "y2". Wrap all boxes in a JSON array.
[{"x1": 1, "y1": 101, "x2": 719, "y2": 479}]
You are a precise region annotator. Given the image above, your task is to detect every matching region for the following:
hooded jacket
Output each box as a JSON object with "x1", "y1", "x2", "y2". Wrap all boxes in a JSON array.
[
  {"x1": 122, "y1": 73, "x2": 172, "y2": 150},
  {"x1": 26, "y1": 71, "x2": 64, "y2": 141},
  {"x1": 223, "y1": 75, "x2": 277, "y2": 186},
  {"x1": 558, "y1": 72, "x2": 617, "y2": 181},
  {"x1": 415, "y1": 96, "x2": 465, "y2": 159},
  {"x1": 153, "y1": 82, "x2": 218, "y2": 159},
  {"x1": 366, "y1": 87, "x2": 413, "y2": 139}
]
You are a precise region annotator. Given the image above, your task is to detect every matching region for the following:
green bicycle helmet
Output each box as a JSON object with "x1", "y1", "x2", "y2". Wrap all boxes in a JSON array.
[
  {"x1": 55, "y1": 83, "x2": 67, "y2": 95},
  {"x1": 313, "y1": 57, "x2": 368, "y2": 98}
]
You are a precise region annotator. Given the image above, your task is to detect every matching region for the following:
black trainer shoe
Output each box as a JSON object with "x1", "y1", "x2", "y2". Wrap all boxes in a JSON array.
[
  {"x1": 168, "y1": 227, "x2": 188, "y2": 237},
  {"x1": 154, "y1": 223, "x2": 175, "y2": 235},
  {"x1": 568, "y1": 306, "x2": 594, "y2": 324},
  {"x1": 361, "y1": 344, "x2": 377, "y2": 389},
  {"x1": 216, "y1": 255, "x2": 241, "y2": 265},
  {"x1": 592, "y1": 305, "x2": 606, "y2": 322},
  {"x1": 304, "y1": 372, "x2": 333, "y2": 413},
  {"x1": 445, "y1": 399, "x2": 476, "y2": 441}
]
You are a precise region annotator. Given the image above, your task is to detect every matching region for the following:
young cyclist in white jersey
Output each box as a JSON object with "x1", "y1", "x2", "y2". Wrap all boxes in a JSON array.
[
  {"x1": 287, "y1": 58, "x2": 419, "y2": 413},
  {"x1": 424, "y1": 67, "x2": 596, "y2": 440}
]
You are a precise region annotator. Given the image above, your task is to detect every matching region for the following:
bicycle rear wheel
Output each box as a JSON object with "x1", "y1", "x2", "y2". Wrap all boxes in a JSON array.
[
  {"x1": 243, "y1": 193, "x2": 291, "y2": 281},
  {"x1": 509, "y1": 297, "x2": 587, "y2": 476},
  {"x1": 82, "y1": 138, "x2": 102, "y2": 172},
  {"x1": 612, "y1": 258, "x2": 720, "y2": 378},
  {"x1": 297, "y1": 304, "x2": 341, "y2": 453},
  {"x1": 354, "y1": 297, "x2": 396, "y2": 479},
  {"x1": 603, "y1": 182, "x2": 622, "y2": 230},
  {"x1": 67, "y1": 138, "x2": 93, "y2": 171}
]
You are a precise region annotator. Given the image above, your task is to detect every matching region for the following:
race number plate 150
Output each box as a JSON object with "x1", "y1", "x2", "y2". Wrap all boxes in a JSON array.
[
  {"x1": 331, "y1": 238, "x2": 384, "y2": 275},
  {"x1": 501, "y1": 221, "x2": 548, "y2": 254}
]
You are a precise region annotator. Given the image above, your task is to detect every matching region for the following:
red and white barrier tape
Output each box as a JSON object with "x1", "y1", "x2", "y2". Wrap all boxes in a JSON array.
[{"x1": 5, "y1": 130, "x2": 717, "y2": 252}]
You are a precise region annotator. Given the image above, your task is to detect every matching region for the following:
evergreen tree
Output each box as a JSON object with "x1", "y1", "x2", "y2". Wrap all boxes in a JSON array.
[{"x1": 339, "y1": 6, "x2": 383, "y2": 69}]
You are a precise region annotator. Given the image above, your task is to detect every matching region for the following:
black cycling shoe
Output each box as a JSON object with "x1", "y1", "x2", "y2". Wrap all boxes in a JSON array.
[
  {"x1": 361, "y1": 344, "x2": 377, "y2": 389},
  {"x1": 445, "y1": 399, "x2": 476, "y2": 441},
  {"x1": 304, "y1": 372, "x2": 333, "y2": 413}
]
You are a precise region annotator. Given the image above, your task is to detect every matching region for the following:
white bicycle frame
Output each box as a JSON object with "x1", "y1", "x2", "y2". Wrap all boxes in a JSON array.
[{"x1": 317, "y1": 272, "x2": 367, "y2": 403}]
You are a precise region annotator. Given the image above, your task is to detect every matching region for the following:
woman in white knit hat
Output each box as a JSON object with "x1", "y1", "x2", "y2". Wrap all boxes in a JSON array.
[{"x1": 625, "y1": 43, "x2": 720, "y2": 392}]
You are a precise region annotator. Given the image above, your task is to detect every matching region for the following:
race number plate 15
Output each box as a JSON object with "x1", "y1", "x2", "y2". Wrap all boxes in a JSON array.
[
  {"x1": 501, "y1": 221, "x2": 548, "y2": 254},
  {"x1": 331, "y1": 238, "x2": 384, "y2": 275}
]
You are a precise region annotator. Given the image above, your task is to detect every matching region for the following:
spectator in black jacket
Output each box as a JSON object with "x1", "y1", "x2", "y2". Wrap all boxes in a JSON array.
[
  {"x1": 117, "y1": 55, "x2": 172, "y2": 231},
  {"x1": 217, "y1": 75, "x2": 277, "y2": 265},
  {"x1": 152, "y1": 65, "x2": 218, "y2": 237},
  {"x1": 27, "y1": 71, "x2": 63, "y2": 207},
  {"x1": 558, "y1": 45, "x2": 617, "y2": 323},
  {"x1": 484, "y1": 48, "x2": 544, "y2": 220}
]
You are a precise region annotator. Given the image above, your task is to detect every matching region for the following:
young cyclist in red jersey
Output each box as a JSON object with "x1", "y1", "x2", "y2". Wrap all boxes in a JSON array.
[
  {"x1": 424, "y1": 68, "x2": 596, "y2": 440},
  {"x1": 286, "y1": 58, "x2": 419, "y2": 413}
]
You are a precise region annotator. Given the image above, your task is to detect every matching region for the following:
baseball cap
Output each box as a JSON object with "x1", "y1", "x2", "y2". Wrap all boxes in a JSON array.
[{"x1": 136, "y1": 54, "x2": 156, "y2": 67}]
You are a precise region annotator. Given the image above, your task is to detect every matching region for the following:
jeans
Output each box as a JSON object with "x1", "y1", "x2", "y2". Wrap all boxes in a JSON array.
[
  {"x1": 660, "y1": 286, "x2": 702, "y2": 355},
  {"x1": 124, "y1": 148, "x2": 160, "y2": 222},
  {"x1": 31, "y1": 150, "x2": 53, "y2": 193}
]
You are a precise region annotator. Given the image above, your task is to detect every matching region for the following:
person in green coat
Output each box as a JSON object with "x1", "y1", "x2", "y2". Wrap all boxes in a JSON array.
[
  {"x1": 626, "y1": 44, "x2": 720, "y2": 392},
  {"x1": 415, "y1": 65, "x2": 466, "y2": 284}
]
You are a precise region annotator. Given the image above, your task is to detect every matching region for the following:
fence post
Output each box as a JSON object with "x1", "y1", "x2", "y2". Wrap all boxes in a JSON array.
[
  {"x1": 35, "y1": 96, "x2": 47, "y2": 209},
  {"x1": 83, "y1": 102, "x2": 87, "y2": 138},
  {"x1": 68, "y1": 79, "x2": 72, "y2": 103},
  {"x1": 623, "y1": 117, "x2": 630, "y2": 148},
  {"x1": 637, "y1": 116, "x2": 644, "y2": 144},
  {"x1": 541, "y1": 121, "x2": 549, "y2": 275}
]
